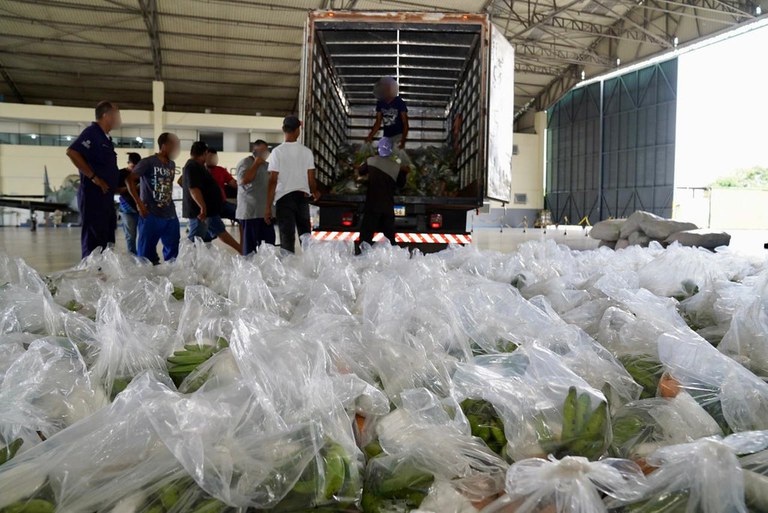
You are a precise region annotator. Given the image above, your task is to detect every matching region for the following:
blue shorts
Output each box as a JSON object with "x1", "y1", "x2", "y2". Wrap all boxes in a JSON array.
[{"x1": 188, "y1": 215, "x2": 226, "y2": 242}]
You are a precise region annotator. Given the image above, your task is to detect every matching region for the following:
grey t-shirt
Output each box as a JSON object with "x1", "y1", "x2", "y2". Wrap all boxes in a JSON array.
[
  {"x1": 235, "y1": 155, "x2": 270, "y2": 220},
  {"x1": 132, "y1": 155, "x2": 177, "y2": 218}
]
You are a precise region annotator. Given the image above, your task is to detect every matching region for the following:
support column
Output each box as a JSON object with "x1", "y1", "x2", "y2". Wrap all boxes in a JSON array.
[
  {"x1": 534, "y1": 111, "x2": 548, "y2": 201},
  {"x1": 152, "y1": 80, "x2": 164, "y2": 144}
]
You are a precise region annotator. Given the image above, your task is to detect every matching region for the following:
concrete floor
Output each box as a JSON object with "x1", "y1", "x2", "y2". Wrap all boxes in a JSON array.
[{"x1": 1, "y1": 225, "x2": 766, "y2": 275}]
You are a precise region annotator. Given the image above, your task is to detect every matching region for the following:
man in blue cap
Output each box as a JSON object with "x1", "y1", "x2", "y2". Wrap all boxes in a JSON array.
[
  {"x1": 65, "y1": 100, "x2": 122, "y2": 258},
  {"x1": 355, "y1": 137, "x2": 410, "y2": 254}
]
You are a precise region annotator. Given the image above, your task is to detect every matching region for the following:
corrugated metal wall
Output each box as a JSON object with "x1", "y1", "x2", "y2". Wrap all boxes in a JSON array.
[{"x1": 546, "y1": 59, "x2": 678, "y2": 223}]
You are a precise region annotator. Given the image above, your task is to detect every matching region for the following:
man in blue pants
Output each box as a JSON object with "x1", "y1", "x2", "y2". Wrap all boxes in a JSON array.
[
  {"x1": 117, "y1": 152, "x2": 142, "y2": 254},
  {"x1": 127, "y1": 133, "x2": 181, "y2": 264},
  {"x1": 65, "y1": 101, "x2": 122, "y2": 258}
]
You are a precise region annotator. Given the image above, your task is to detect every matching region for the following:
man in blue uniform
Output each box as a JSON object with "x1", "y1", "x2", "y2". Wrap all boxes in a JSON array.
[{"x1": 66, "y1": 101, "x2": 122, "y2": 258}]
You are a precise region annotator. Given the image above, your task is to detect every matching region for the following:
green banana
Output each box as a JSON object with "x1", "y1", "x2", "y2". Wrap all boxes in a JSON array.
[
  {"x1": 575, "y1": 393, "x2": 592, "y2": 434},
  {"x1": 168, "y1": 363, "x2": 204, "y2": 374},
  {"x1": 363, "y1": 440, "x2": 383, "y2": 460},
  {"x1": 490, "y1": 425, "x2": 506, "y2": 445},
  {"x1": 534, "y1": 415, "x2": 559, "y2": 455},
  {"x1": 189, "y1": 498, "x2": 227, "y2": 513},
  {"x1": 567, "y1": 402, "x2": 608, "y2": 459},
  {"x1": 168, "y1": 355, "x2": 209, "y2": 366},
  {"x1": 172, "y1": 286, "x2": 185, "y2": 301},
  {"x1": 2, "y1": 499, "x2": 56, "y2": 513},
  {"x1": 160, "y1": 483, "x2": 181, "y2": 510},
  {"x1": 0, "y1": 438, "x2": 23, "y2": 465},
  {"x1": 561, "y1": 387, "x2": 579, "y2": 443},
  {"x1": 323, "y1": 447, "x2": 347, "y2": 499}
]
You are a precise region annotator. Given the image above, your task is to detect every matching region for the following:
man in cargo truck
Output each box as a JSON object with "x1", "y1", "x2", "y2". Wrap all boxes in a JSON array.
[
  {"x1": 265, "y1": 116, "x2": 320, "y2": 254},
  {"x1": 355, "y1": 137, "x2": 409, "y2": 255},
  {"x1": 366, "y1": 77, "x2": 409, "y2": 150}
]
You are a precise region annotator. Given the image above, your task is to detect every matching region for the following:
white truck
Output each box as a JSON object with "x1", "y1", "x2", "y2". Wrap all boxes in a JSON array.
[{"x1": 300, "y1": 10, "x2": 515, "y2": 250}]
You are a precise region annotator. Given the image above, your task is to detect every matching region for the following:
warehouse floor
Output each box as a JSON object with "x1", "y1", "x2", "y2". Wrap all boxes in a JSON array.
[{"x1": 0, "y1": 226, "x2": 765, "y2": 275}]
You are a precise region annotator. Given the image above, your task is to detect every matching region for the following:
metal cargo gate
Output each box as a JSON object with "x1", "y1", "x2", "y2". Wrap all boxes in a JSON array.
[{"x1": 545, "y1": 59, "x2": 678, "y2": 224}]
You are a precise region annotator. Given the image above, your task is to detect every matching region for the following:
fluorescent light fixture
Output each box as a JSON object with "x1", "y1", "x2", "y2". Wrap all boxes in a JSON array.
[
  {"x1": 616, "y1": 58, "x2": 621, "y2": 66},
  {"x1": 756, "y1": 6, "x2": 761, "y2": 15},
  {"x1": 581, "y1": 70, "x2": 586, "y2": 80},
  {"x1": 65, "y1": 136, "x2": 72, "y2": 141},
  {"x1": 674, "y1": 36, "x2": 679, "y2": 47},
  {"x1": 135, "y1": 136, "x2": 143, "y2": 143},
  {"x1": 30, "y1": 134, "x2": 37, "y2": 139}
]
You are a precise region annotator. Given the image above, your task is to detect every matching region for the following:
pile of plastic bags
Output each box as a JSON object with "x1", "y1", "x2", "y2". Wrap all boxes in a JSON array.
[{"x1": 2, "y1": 238, "x2": 768, "y2": 512}]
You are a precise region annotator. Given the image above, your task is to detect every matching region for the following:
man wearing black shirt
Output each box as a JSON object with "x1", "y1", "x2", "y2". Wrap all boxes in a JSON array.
[
  {"x1": 117, "y1": 152, "x2": 141, "y2": 254},
  {"x1": 355, "y1": 137, "x2": 409, "y2": 255},
  {"x1": 182, "y1": 141, "x2": 241, "y2": 253}
]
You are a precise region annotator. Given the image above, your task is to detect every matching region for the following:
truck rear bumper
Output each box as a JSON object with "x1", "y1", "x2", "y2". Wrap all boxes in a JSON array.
[{"x1": 311, "y1": 231, "x2": 472, "y2": 244}]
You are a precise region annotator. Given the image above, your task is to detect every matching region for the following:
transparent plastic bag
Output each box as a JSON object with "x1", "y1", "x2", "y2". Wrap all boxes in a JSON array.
[
  {"x1": 718, "y1": 273, "x2": 768, "y2": 376},
  {"x1": 481, "y1": 456, "x2": 646, "y2": 513},
  {"x1": 66, "y1": 295, "x2": 177, "y2": 398},
  {"x1": 658, "y1": 330, "x2": 768, "y2": 432},
  {"x1": 0, "y1": 372, "x2": 180, "y2": 512},
  {"x1": 455, "y1": 346, "x2": 612, "y2": 462},
  {"x1": 610, "y1": 431, "x2": 768, "y2": 513},
  {"x1": 610, "y1": 394, "x2": 722, "y2": 464},
  {"x1": 0, "y1": 338, "x2": 107, "y2": 449},
  {"x1": 361, "y1": 389, "x2": 506, "y2": 511},
  {"x1": 0, "y1": 283, "x2": 66, "y2": 336}
]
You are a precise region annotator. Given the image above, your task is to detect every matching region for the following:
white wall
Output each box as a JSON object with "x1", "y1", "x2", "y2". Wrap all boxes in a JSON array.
[
  {"x1": 0, "y1": 104, "x2": 285, "y2": 196},
  {"x1": 509, "y1": 132, "x2": 545, "y2": 210}
]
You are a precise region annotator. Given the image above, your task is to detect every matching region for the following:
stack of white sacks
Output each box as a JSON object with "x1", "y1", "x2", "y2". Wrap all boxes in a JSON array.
[{"x1": 589, "y1": 210, "x2": 731, "y2": 250}]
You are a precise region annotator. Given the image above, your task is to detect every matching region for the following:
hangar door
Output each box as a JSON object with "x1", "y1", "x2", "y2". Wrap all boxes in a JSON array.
[{"x1": 546, "y1": 59, "x2": 678, "y2": 224}]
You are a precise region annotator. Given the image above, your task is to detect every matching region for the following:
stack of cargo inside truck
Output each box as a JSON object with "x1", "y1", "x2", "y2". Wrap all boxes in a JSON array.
[{"x1": 301, "y1": 11, "x2": 515, "y2": 250}]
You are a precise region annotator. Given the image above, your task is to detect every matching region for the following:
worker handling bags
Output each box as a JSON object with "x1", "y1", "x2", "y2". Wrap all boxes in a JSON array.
[
  {"x1": 366, "y1": 77, "x2": 411, "y2": 168},
  {"x1": 355, "y1": 137, "x2": 410, "y2": 255}
]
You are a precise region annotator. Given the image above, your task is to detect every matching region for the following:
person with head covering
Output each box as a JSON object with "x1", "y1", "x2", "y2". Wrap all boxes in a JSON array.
[{"x1": 355, "y1": 137, "x2": 410, "y2": 254}]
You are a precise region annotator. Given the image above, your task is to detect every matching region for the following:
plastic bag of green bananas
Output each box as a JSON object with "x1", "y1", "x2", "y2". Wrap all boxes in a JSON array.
[
  {"x1": 610, "y1": 395, "x2": 722, "y2": 468},
  {"x1": 607, "y1": 431, "x2": 768, "y2": 513},
  {"x1": 365, "y1": 388, "x2": 507, "y2": 510},
  {"x1": 0, "y1": 373, "x2": 182, "y2": 513}
]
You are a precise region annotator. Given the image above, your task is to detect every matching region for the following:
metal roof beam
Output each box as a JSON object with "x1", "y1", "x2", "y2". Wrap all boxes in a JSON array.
[
  {"x1": 527, "y1": 12, "x2": 673, "y2": 45},
  {"x1": 0, "y1": 51, "x2": 300, "y2": 77},
  {"x1": 138, "y1": 0, "x2": 162, "y2": 80},
  {"x1": 0, "y1": 60, "x2": 24, "y2": 103},
  {"x1": 0, "y1": 14, "x2": 301, "y2": 48},
  {"x1": 515, "y1": 42, "x2": 614, "y2": 66}
]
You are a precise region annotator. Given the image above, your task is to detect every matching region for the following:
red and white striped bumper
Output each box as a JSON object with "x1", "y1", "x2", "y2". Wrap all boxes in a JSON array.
[{"x1": 311, "y1": 231, "x2": 472, "y2": 244}]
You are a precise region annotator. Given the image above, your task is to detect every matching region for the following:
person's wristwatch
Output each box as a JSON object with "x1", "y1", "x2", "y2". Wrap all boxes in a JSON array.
[{"x1": 90, "y1": 175, "x2": 99, "y2": 182}]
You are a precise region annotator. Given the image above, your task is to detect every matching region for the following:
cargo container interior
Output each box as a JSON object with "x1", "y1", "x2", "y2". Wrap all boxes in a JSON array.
[{"x1": 304, "y1": 18, "x2": 487, "y2": 201}]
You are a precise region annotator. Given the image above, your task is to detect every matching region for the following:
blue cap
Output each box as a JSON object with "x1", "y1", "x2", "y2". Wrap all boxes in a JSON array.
[{"x1": 378, "y1": 137, "x2": 393, "y2": 157}]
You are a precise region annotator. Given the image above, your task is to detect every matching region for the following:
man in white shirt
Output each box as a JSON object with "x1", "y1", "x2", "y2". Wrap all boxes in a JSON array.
[{"x1": 265, "y1": 116, "x2": 320, "y2": 253}]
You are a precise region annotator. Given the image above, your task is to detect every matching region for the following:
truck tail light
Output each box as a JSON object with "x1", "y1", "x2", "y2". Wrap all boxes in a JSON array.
[
  {"x1": 341, "y1": 212, "x2": 354, "y2": 227},
  {"x1": 429, "y1": 214, "x2": 443, "y2": 229}
]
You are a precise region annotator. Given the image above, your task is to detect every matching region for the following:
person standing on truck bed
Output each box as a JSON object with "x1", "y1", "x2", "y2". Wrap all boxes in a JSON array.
[
  {"x1": 355, "y1": 137, "x2": 409, "y2": 255},
  {"x1": 265, "y1": 116, "x2": 320, "y2": 254},
  {"x1": 236, "y1": 140, "x2": 274, "y2": 255},
  {"x1": 366, "y1": 77, "x2": 409, "y2": 150}
]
